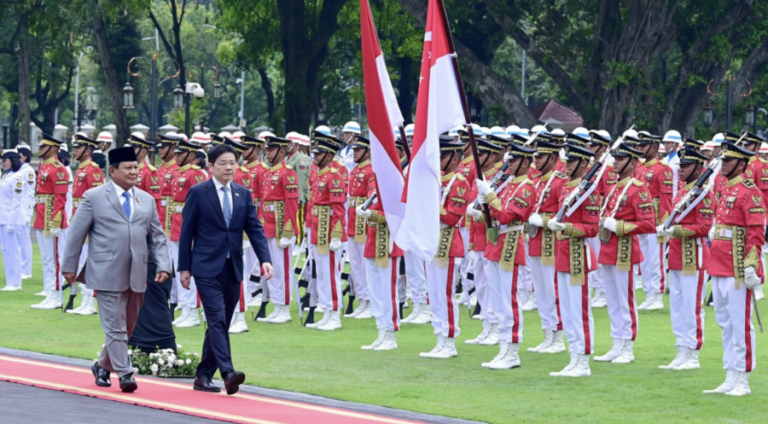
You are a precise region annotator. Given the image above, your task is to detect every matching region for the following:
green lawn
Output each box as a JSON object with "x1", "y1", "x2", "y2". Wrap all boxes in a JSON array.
[{"x1": 1, "y1": 248, "x2": 767, "y2": 424}]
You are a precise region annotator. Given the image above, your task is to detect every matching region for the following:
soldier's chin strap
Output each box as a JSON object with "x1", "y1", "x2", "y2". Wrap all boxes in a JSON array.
[
  {"x1": 38, "y1": 146, "x2": 52, "y2": 159},
  {"x1": 354, "y1": 148, "x2": 369, "y2": 164},
  {"x1": 724, "y1": 158, "x2": 746, "y2": 180},
  {"x1": 616, "y1": 157, "x2": 633, "y2": 177},
  {"x1": 180, "y1": 151, "x2": 193, "y2": 167},
  {"x1": 441, "y1": 152, "x2": 456, "y2": 173}
]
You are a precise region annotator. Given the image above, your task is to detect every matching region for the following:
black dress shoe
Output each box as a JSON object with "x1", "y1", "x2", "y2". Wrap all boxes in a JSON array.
[
  {"x1": 193, "y1": 376, "x2": 221, "y2": 393},
  {"x1": 91, "y1": 363, "x2": 111, "y2": 387},
  {"x1": 119, "y1": 373, "x2": 138, "y2": 393},
  {"x1": 222, "y1": 370, "x2": 245, "y2": 395}
]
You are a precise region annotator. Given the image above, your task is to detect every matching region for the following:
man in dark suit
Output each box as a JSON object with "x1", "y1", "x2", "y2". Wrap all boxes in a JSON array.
[{"x1": 178, "y1": 144, "x2": 273, "y2": 395}]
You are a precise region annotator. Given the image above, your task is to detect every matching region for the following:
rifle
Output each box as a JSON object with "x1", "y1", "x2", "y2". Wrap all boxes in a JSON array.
[
  {"x1": 554, "y1": 127, "x2": 633, "y2": 222},
  {"x1": 663, "y1": 131, "x2": 747, "y2": 229}
]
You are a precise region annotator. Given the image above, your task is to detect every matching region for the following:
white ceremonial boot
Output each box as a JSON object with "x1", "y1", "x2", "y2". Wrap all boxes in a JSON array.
[
  {"x1": 35, "y1": 290, "x2": 47, "y2": 297},
  {"x1": 560, "y1": 354, "x2": 591, "y2": 377},
  {"x1": 362, "y1": 329, "x2": 386, "y2": 350},
  {"x1": 540, "y1": 330, "x2": 566, "y2": 353},
  {"x1": 420, "y1": 335, "x2": 446, "y2": 358},
  {"x1": 355, "y1": 300, "x2": 374, "y2": 319},
  {"x1": 479, "y1": 323, "x2": 500, "y2": 346},
  {"x1": 402, "y1": 302, "x2": 423, "y2": 323},
  {"x1": 704, "y1": 369, "x2": 738, "y2": 394},
  {"x1": 528, "y1": 330, "x2": 554, "y2": 353},
  {"x1": 647, "y1": 292, "x2": 664, "y2": 310},
  {"x1": 229, "y1": 311, "x2": 249, "y2": 334},
  {"x1": 659, "y1": 346, "x2": 688, "y2": 369},
  {"x1": 345, "y1": 298, "x2": 365, "y2": 318},
  {"x1": 550, "y1": 353, "x2": 578, "y2": 376},
  {"x1": 465, "y1": 320, "x2": 490, "y2": 345},
  {"x1": 482, "y1": 340, "x2": 509, "y2": 368},
  {"x1": 317, "y1": 310, "x2": 342, "y2": 331},
  {"x1": 172, "y1": 306, "x2": 190, "y2": 325},
  {"x1": 673, "y1": 348, "x2": 701, "y2": 370},
  {"x1": 270, "y1": 304, "x2": 292, "y2": 323},
  {"x1": 374, "y1": 331, "x2": 398, "y2": 351},
  {"x1": 1, "y1": 286, "x2": 22, "y2": 291},
  {"x1": 591, "y1": 291, "x2": 607, "y2": 308},
  {"x1": 638, "y1": 292, "x2": 654, "y2": 310},
  {"x1": 258, "y1": 304, "x2": 282, "y2": 322},
  {"x1": 522, "y1": 293, "x2": 537, "y2": 311},
  {"x1": 67, "y1": 292, "x2": 87, "y2": 314},
  {"x1": 430, "y1": 337, "x2": 458, "y2": 359},
  {"x1": 612, "y1": 340, "x2": 635, "y2": 363},
  {"x1": 247, "y1": 292, "x2": 263, "y2": 307},
  {"x1": 725, "y1": 372, "x2": 751, "y2": 396},
  {"x1": 31, "y1": 292, "x2": 60, "y2": 309},
  {"x1": 77, "y1": 293, "x2": 97, "y2": 315},
  {"x1": 177, "y1": 308, "x2": 201, "y2": 328},
  {"x1": 489, "y1": 343, "x2": 521, "y2": 370},
  {"x1": 594, "y1": 339, "x2": 624, "y2": 362},
  {"x1": 456, "y1": 290, "x2": 470, "y2": 306},
  {"x1": 410, "y1": 303, "x2": 433, "y2": 324},
  {"x1": 306, "y1": 310, "x2": 331, "y2": 329}
]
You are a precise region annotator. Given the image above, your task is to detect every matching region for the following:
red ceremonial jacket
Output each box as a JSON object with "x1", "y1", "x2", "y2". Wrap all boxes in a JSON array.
[
  {"x1": 555, "y1": 177, "x2": 599, "y2": 274},
  {"x1": 484, "y1": 174, "x2": 534, "y2": 264},
  {"x1": 261, "y1": 162, "x2": 300, "y2": 239},
  {"x1": 436, "y1": 171, "x2": 471, "y2": 258},
  {"x1": 364, "y1": 178, "x2": 404, "y2": 259},
  {"x1": 170, "y1": 163, "x2": 207, "y2": 241},
  {"x1": 598, "y1": 177, "x2": 656, "y2": 266},
  {"x1": 667, "y1": 182, "x2": 714, "y2": 271},
  {"x1": 309, "y1": 165, "x2": 347, "y2": 246},
  {"x1": 634, "y1": 158, "x2": 674, "y2": 235},
  {"x1": 72, "y1": 160, "x2": 104, "y2": 216},
  {"x1": 348, "y1": 160, "x2": 375, "y2": 239},
  {"x1": 33, "y1": 156, "x2": 69, "y2": 231},
  {"x1": 528, "y1": 170, "x2": 567, "y2": 257}
]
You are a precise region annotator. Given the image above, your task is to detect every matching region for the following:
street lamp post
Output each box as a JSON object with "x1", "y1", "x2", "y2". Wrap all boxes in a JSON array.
[{"x1": 705, "y1": 76, "x2": 752, "y2": 130}]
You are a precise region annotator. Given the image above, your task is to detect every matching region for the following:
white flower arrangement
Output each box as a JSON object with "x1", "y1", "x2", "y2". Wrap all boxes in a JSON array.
[{"x1": 95, "y1": 346, "x2": 200, "y2": 377}]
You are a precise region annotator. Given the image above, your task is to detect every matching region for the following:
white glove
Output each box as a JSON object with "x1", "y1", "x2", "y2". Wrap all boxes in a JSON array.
[
  {"x1": 547, "y1": 219, "x2": 566, "y2": 232},
  {"x1": 708, "y1": 226, "x2": 715, "y2": 240},
  {"x1": 603, "y1": 217, "x2": 617, "y2": 233},
  {"x1": 5, "y1": 226, "x2": 15, "y2": 235},
  {"x1": 745, "y1": 266, "x2": 760, "y2": 290},
  {"x1": 50, "y1": 227, "x2": 61, "y2": 238},
  {"x1": 243, "y1": 239, "x2": 251, "y2": 250},
  {"x1": 476, "y1": 179, "x2": 493, "y2": 197},
  {"x1": 467, "y1": 205, "x2": 482, "y2": 220},
  {"x1": 355, "y1": 206, "x2": 372, "y2": 219},
  {"x1": 329, "y1": 238, "x2": 343, "y2": 252},
  {"x1": 279, "y1": 237, "x2": 294, "y2": 249},
  {"x1": 656, "y1": 225, "x2": 673, "y2": 237},
  {"x1": 528, "y1": 213, "x2": 544, "y2": 228}
]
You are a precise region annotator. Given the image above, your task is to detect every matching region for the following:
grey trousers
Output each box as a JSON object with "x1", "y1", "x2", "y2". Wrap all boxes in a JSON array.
[{"x1": 96, "y1": 289, "x2": 144, "y2": 377}]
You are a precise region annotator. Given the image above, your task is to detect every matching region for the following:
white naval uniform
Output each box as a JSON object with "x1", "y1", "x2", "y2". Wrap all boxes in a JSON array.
[
  {"x1": 712, "y1": 277, "x2": 757, "y2": 373},
  {"x1": 19, "y1": 162, "x2": 35, "y2": 278},
  {"x1": 366, "y1": 257, "x2": 401, "y2": 332},
  {"x1": 266, "y1": 238, "x2": 294, "y2": 307},
  {"x1": 426, "y1": 257, "x2": 461, "y2": 339},
  {"x1": 0, "y1": 170, "x2": 27, "y2": 289},
  {"x1": 557, "y1": 271, "x2": 595, "y2": 355},
  {"x1": 487, "y1": 261, "x2": 523, "y2": 344},
  {"x1": 669, "y1": 269, "x2": 707, "y2": 350}
]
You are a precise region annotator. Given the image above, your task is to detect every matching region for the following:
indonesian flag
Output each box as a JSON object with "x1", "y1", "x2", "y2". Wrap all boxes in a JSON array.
[
  {"x1": 397, "y1": 0, "x2": 465, "y2": 261},
  {"x1": 360, "y1": 0, "x2": 406, "y2": 244}
]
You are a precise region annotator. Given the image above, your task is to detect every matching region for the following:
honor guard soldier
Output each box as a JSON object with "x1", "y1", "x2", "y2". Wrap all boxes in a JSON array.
[
  {"x1": 255, "y1": 135, "x2": 300, "y2": 324},
  {"x1": 525, "y1": 139, "x2": 568, "y2": 353},
  {"x1": 419, "y1": 136, "x2": 472, "y2": 360},
  {"x1": 171, "y1": 139, "x2": 209, "y2": 328},
  {"x1": 17, "y1": 143, "x2": 36, "y2": 280},
  {"x1": 305, "y1": 131, "x2": 347, "y2": 331},
  {"x1": 93, "y1": 131, "x2": 114, "y2": 177},
  {"x1": 633, "y1": 132, "x2": 673, "y2": 311},
  {"x1": 67, "y1": 133, "x2": 105, "y2": 314},
  {"x1": 242, "y1": 132, "x2": 269, "y2": 309},
  {"x1": 464, "y1": 137, "x2": 506, "y2": 347},
  {"x1": 595, "y1": 143, "x2": 655, "y2": 363},
  {"x1": 131, "y1": 133, "x2": 162, "y2": 212},
  {"x1": 157, "y1": 134, "x2": 180, "y2": 307},
  {"x1": 546, "y1": 144, "x2": 601, "y2": 377},
  {"x1": 457, "y1": 125, "x2": 481, "y2": 301},
  {"x1": 345, "y1": 134, "x2": 376, "y2": 319},
  {"x1": 662, "y1": 130, "x2": 683, "y2": 195},
  {"x1": 31, "y1": 134, "x2": 70, "y2": 310},
  {"x1": 0, "y1": 150, "x2": 27, "y2": 291},
  {"x1": 474, "y1": 141, "x2": 535, "y2": 369},
  {"x1": 286, "y1": 132, "x2": 312, "y2": 243},
  {"x1": 586, "y1": 130, "x2": 617, "y2": 308},
  {"x1": 655, "y1": 148, "x2": 713, "y2": 371},
  {"x1": 703, "y1": 141, "x2": 762, "y2": 396}
]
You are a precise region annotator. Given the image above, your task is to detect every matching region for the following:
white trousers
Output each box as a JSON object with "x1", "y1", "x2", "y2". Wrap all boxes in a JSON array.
[
  {"x1": 0, "y1": 225, "x2": 24, "y2": 288},
  {"x1": 587, "y1": 237, "x2": 604, "y2": 291},
  {"x1": 171, "y1": 241, "x2": 198, "y2": 309},
  {"x1": 245, "y1": 244, "x2": 262, "y2": 299},
  {"x1": 669, "y1": 269, "x2": 707, "y2": 350},
  {"x1": 602, "y1": 264, "x2": 639, "y2": 341},
  {"x1": 637, "y1": 233, "x2": 664, "y2": 294},
  {"x1": 471, "y1": 251, "x2": 496, "y2": 323},
  {"x1": 404, "y1": 250, "x2": 427, "y2": 303},
  {"x1": 458, "y1": 228, "x2": 472, "y2": 290},
  {"x1": 518, "y1": 242, "x2": 533, "y2": 292},
  {"x1": 266, "y1": 238, "x2": 294, "y2": 307},
  {"x1": 348, "y1": 241, "x2": 369, "y2": 301},
  {"x1": 313, "y1": 245, "x2": 343, "y2": 311},
  {"x1": 528, "y1": 256, "x2": 561, "y2": 331},
  {"x1": 36, "y1": 230, "x2": 61, "y2": 292},
  {"x1": 426, "y1": 257, "x2": 461, "y2": 338},
  {"x1": 487, "y1": 261, "x2": 523, "y2": 344},
  {"x1": 365, "y1": 257, "x2": 400, "y2": 332},
  {"x1": 712, "y1": 276, "x2": 757, "y2": 372},
  {"x1": 20, "y1": 223, "x2": 32, "y2": 277},
  {"x1": 557, "y1": 272, "x2": 595, "y2": 355}
]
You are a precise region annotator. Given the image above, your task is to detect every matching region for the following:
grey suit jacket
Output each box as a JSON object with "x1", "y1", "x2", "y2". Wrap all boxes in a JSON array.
[{"x1": 62, "y1": 182, "x2": 171, "y2": 293}]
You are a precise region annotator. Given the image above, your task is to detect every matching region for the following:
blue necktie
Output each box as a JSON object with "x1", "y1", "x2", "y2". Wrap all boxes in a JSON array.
[
  {"x1": 122, "y1": 191, "x2": 131, "y2": 220},
  {"x1": 222, "y1": 186, "x2": 232, "y2": 227}
]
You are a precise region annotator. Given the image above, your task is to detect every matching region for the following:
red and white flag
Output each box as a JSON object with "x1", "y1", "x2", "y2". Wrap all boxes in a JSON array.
[
  {"x1": 397, "y1": 0, "x2": 465, "y2": 261},
  {"x1": 360, "y1": 0, "x2": 406, "y2": 244}
]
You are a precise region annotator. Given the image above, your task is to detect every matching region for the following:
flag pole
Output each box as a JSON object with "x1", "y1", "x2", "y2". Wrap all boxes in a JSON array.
[
  {"x1": 398, "y1": 126, "x2": 412, "y2": 162},
  {"x1": 434, "y1": 0, "x2": 492, "y2": 229}
]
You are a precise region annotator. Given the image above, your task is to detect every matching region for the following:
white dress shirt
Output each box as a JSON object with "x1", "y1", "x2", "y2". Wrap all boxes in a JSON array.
[
  {"x1": 112, "y1": 180, "x2": 135, "y2": 222},
  {"x1": 212, "y1": 177, "x2": 234, "y2": 216}
]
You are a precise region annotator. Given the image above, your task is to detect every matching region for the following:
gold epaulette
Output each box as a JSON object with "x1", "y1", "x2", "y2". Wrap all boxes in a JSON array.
[
  {"x1": 330, "y1": 167, "x2": 338, "y2": 174},
  {"x1": 743, "y1": 179, "x2": 756, "y2": 189},
  {"x1": 147, "y1": 163, "x2": 157, "y2": 172},
  {"x1": 240, "y1": 166, "x2": 248, "y2": 173},
  {"x1": 285, "y1": 164, "x2": 293, "y2": 170},
  {"x1": 191, "y1": 165, "x2": 201, "y2": 170},
  {"x1": 633, "y1": 180, "x2": 645, "y2": 186},
  {"x1": 554, "y1": 171, "x2": 568, "y2": 179},
  {"x1": 52, "y1": 160, "x2": 62, "y2": 168},
  {"x1": 261, "y1": 162, "x2": 270, "y2": 169},
  {"x1": 455, "y1": 173, "x2": 466, "y2": 182}
]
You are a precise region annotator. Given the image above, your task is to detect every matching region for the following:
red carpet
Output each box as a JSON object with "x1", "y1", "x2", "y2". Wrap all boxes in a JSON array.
[{"x1": 0, "y1": 355, "x2": 423, "y2": 424}]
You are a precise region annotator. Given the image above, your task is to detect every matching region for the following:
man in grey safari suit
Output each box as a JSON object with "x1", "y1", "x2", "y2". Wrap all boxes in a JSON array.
[{"x1": 63, "y1": 147, "x2": 171, "y2": 393}]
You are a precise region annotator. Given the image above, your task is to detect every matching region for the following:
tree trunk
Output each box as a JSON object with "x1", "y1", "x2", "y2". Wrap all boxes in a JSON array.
[
  {"x1": 17, "y1": 34, "x2": 30, "y2": 146},
  {"x1": 92, "y1": 10, "x2": 129, "y2": 144},
  {"x1": 257, "y1": 65, "x2": 276, "y2": 130},
  {"x1": 397, "y1": 56, "x2": 414, "y2": 123}
]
